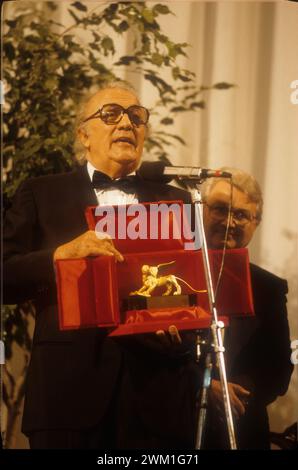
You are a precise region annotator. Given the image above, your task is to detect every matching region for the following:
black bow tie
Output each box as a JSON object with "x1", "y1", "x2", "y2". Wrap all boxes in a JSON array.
[{"x1": 92, "y1": 170, "x2": 137, "y2": 194}]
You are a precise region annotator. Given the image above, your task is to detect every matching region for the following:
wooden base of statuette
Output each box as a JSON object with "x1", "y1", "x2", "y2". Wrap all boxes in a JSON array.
[{"x1": 122, "y1": 294, "x2": 197, "y2": 311}]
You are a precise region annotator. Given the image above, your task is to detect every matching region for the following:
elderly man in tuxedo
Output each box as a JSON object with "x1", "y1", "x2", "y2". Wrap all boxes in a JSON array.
[
  {"x1": 4, "y1": 82, "x2": 199, "y2": 449},
  {"x1": 201, "y1": 168, "x2": 293, "y2": 449}
]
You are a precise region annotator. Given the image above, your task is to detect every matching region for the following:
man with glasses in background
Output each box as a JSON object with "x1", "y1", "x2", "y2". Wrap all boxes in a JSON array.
[
  {"x1": 200, "y1": 168, "x2": 293, "y2": 449},
  {"x1": 4, "y1": 82, "x2": 200, "y2": 449}
]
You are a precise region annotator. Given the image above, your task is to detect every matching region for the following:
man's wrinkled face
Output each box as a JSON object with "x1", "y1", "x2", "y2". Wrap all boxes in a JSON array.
[
  {"x1": 203, "y1": 181, "x2": 259, "y2": 249},
  {"x1": 78, "y1": 87, "x2": 146, "y2": 177}
]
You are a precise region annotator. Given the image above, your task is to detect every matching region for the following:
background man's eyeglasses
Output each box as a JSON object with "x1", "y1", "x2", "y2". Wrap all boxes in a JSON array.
[
  {"x1": 83, "y1": 103, "x2": 150, "y2": 127},
  {"x1": 205, "y1": 203, "x2": 257, "y2": 226}
]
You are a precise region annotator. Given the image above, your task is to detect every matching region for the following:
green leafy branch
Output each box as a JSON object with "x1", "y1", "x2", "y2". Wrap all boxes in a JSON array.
[{"x1": 3, "y1": 1, "x2": 233, "y2": 200}]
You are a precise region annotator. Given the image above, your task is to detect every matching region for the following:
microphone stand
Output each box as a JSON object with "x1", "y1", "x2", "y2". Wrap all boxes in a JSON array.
[{"x1": 181, "y1": 179, "x2": 237, "y2": 450}]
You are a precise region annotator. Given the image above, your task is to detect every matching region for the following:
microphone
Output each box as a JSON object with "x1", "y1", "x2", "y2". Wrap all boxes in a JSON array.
[{"x1": 137, "y1": 161, "x2": 232, "y2": 182}]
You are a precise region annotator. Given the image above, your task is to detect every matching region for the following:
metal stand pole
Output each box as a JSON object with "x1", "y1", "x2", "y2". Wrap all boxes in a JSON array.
[
  {"x1": 184, "y1": 183, "x2": 237, "y2": 450},
  {"x1": 196, "y1": 350, "x2": 213, "y2": 449}
]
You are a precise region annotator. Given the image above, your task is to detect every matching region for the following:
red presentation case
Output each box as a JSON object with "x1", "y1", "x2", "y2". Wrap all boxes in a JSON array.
[{"x1": 55, "y1": 202, "x2": 254, "y2": 336}]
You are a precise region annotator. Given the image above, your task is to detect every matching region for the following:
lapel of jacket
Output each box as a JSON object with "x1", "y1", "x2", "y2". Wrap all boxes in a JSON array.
[
  {"x1": 135, "y1": 178, "x2": 161, "y2": 203},
  {"x1": 73, "y1": 163, "x2": 98, "y2": 206},
  {"x1": 70, "y1": 163, "x2": 98, "y2": 232}
]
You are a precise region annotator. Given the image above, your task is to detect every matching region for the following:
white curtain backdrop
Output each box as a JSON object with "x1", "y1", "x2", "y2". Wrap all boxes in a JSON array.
[
  {"x1": 140, "y1": 1, "x2": 298, "y2": 433},
  {"x1": 3, "y1": 0, "x2": 298, "y2": 446}
]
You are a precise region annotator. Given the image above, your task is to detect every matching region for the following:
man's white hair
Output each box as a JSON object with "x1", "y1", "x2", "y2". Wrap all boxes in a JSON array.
[{"x1": 200, "y1": 166, "x2": 263, "y2": 222}]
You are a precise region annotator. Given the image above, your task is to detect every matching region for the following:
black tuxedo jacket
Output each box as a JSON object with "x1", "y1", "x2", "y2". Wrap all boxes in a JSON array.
[
  {"x1": 4, "y1": 164, "x2": 199, "y2": 447},
  {"x1": 206, "y1": 263, "x2": 293, "y2": 449}
]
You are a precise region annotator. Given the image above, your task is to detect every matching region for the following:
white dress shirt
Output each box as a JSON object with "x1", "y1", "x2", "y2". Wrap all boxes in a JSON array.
[{"x1": 87, "y1": 161, "x2": 139, "y2": 206}]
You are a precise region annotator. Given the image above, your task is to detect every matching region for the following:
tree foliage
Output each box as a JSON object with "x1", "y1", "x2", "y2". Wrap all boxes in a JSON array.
[{"x1": 3, "y1": 0, "x2": 233, "y2": 199}]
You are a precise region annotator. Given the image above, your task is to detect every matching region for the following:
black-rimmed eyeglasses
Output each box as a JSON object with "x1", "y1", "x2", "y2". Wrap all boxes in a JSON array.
[
  {"x1": 205, "y1": 203, "x2": 258, "y2": 226},
  {"x1": 82, "y1": 103, "x2": 150, "y2": 127}
]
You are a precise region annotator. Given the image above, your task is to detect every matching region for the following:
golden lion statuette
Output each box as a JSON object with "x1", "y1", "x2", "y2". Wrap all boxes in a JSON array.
[{"x1": 129, "y1": 261, "x2": 207, "y2": 297}]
